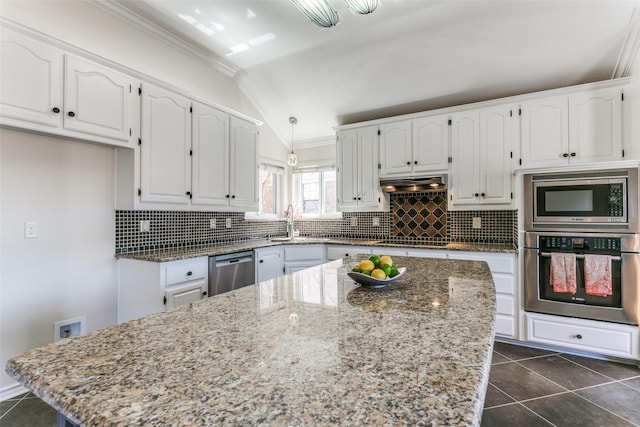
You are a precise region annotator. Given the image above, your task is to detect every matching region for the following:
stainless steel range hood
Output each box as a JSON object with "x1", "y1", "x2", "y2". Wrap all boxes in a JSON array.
[{"x1": 380, "y1": 176, "x2": 447, "y2": 193}]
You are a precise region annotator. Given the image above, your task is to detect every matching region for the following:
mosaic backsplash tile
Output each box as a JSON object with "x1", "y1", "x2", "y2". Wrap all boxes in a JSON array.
[{"x1": 115, "y1": 194, "x2": 517, "y2": 253}]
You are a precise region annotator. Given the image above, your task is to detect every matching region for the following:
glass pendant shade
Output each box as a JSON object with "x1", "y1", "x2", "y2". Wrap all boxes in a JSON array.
[
  {"x1": 291, "y1": 0, "x2": 340, "y2": 28},
  {"x1": 344, "y1": 0, "x2": 379, "y2": 14}
]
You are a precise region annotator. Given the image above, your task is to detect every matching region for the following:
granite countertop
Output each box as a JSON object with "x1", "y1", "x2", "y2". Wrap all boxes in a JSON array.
[
  {"x1": 116, "y1": 237, "x2": 516, "y2": 262},
  {"x1": 6, "y1": 256, "x2": 496, "y2": 426}
]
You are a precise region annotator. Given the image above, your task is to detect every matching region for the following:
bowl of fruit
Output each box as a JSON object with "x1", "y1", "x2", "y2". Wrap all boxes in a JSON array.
[{"x1": 347, "y1": 255, "x2": 406, "y2": 288}]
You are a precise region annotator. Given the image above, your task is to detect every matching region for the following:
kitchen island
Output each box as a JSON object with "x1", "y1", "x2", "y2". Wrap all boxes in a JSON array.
[{"x1": 6, "y1": 256, "x2": 496, "y2": 426}]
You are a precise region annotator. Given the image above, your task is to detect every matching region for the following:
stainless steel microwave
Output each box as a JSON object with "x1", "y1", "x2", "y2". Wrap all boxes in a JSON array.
[{"x1": 523, "y1": 168, "x2": 639, "y2": 233}]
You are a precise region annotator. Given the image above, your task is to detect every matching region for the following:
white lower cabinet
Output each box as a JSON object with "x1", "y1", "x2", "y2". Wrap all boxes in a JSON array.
[
  {"x1": 255, "y1": 247, "x2": 283, "y2": 283},
  {"x1": 526, "y1": 312, "x2": 639, "y2": 360},
  {"x1": 117, "y1": 256, "x2": 208, "y2": 323},
  {"x1": 283, "y1": 244, "x2": 325, "y2": 274},
  {"x1": 325, "y1": 245, "x2": 372, "y2": 261}
]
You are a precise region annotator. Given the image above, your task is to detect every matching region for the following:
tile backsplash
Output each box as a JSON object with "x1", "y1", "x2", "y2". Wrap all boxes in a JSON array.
[{"x1": 116, "y1": 193, "x2": 517, "y2": 253}]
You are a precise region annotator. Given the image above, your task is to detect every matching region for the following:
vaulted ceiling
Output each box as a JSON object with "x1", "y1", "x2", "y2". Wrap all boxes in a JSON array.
[{"x1": 104, "y1": 0, "x2": 640, "y2": 147}]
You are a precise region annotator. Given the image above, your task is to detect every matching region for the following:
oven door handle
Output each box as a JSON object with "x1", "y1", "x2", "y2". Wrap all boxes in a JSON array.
[{"x1": 539, "y1": 252, "x2": 621, "y2": 261}]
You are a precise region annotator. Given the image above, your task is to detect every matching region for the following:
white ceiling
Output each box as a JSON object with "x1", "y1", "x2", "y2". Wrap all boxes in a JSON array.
[{"x1": 108, "y1": 0, "x2": 640, "y2": 147}]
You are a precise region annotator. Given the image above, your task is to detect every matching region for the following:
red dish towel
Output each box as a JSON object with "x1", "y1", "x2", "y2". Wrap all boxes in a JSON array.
[
  {"x1": 550, "y1": 253, "x2": 577, "y2": 294},
  {"x1": 584, "y1": 255, "x2": 613, "y2": 297}
]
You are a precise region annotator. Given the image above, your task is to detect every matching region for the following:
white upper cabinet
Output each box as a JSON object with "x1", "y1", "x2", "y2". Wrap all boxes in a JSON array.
[
  {"x1": 413, "y1": 114, "x2": 450, "y2": 173},
  {"x1": 229, "y1": 116, "x2": 259, "y2": 210},
  {"x1": 337, "y1": 125, "x2": 384, "y2": 211},
  {"x1": 519, "y1": 95, "x2": 569, "y2": 169},
  {"x1": 519, "y1": 84, "x2": 625, "y2": 168},
  {"x1": 0, "y1": 27, "x2": 63, "y2": 128},
  {"x1": 568, "y1": 86, "x2": 623, "y2": 163},
  {"x1": 379, "y1": 115, "x2": 449, "y2": 178},
  {"x1": 64, "y1": 55, "x2": 134, "y2": 142},
  {"x1": 0, "y1": 26, "x2": 136, "y2": 147},
  {"x1": 191, "y1": 101, "x2": 229, "y2": 206},
  {"x1": 450, "y1": 104, "x2": 514, "y2": 209},
  {"x1": 140, "y1": 83, "x2": 192, "y2": 205}
]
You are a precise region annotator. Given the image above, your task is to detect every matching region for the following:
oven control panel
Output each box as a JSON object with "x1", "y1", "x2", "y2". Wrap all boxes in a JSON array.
[{"x1": 539, "y1": 236, "x2": 621, "y2": 251}]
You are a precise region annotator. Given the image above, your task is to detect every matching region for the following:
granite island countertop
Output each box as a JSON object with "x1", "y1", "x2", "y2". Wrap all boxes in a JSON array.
[
  {"x1": 116, "y1": 236, "x2": 516, "y2": 262},
  {"x1": 6, "y1": 256, "x2": 496, "y2": 426}
]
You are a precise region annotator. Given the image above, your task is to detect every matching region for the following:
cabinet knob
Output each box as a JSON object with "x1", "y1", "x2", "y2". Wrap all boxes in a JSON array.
[
  {"x1": 67, "y1": 111, "x2": 75, "y2": 117},
  {"x1": 570, "y1": 152, "x2": 576, "y2": 157},
  {"x1": 231, "y1": 195, "x2": 236, "y2": 199},
  {"x1": 474, "y1": 193, "x2": 479, "y2": 197},
  {"x1": 226, "y1": 194, "x2": 230, "y2": 198},
  {"x1": 575, "y1": 334, "x2": 582, "y2": 340},
  {"x1": 562, "y1": 153, "x2": 569, "y2": 158},
  {"x1": 52, "y1": 107, "x2": 60, "y2": 114},
  {"x1": 357, "y1": 197, "x2": 362, "y2": 200},
  {"x1": 345, "y1": 253, "x2": 350, "y2": 257},
  {"x1": 414, "y1": 161, "x2": 418, "y2": 165},
  {"x1": 353, "y1": 197, "x2": 357, "y2": 200},
  {"x1": 202, "y1": 291, "x2": 207, "y2": 296},
  {"x1": 259, "y1": 260, "x2": 264, "y2": 263},
  {"x1": 187, "y1": 271, "x2": 193, "y2": 276},
  {"x1": 481, "y1": 193, "x2": 486, "y2": 197},
  {"x1": 406, "y1": 161, "x2": 411, "y2": 165}
]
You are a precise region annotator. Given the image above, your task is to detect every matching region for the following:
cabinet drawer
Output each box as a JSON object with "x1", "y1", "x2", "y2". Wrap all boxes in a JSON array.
[
  {"x1": 527, "y1": 314, "x2": 638, "y2": 358},
  {"x1": 326, "y1": 246, "x2": 371, "y2": 260},
  {"x1": 449, "y1": 252, "x2": 515, "y2": 274},
  {"x1": 284, "y1": 244, "x2": 324, "y2": 261},
  {"x1": 164, "y1": 257, "x2": 208, "y2": 286},
  {"x1": 496, "y1": 294, "x2": 515, "y2": 316},
  {"x1": 493, "y1": 274, "x2": 515, "y2": 295},
  {"x1": 495, "y1": 314, "x2": 516, "y2": 338}
]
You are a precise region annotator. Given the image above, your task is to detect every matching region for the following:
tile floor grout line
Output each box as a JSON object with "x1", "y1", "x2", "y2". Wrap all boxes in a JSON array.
[
  {"x1": 571, "y1": 389, "x2": 640, "y2": 427},
  {"x1": 556, "y1": 354, "x2": 634, "y2": 382},
  {"x1": 512, "y1": 359, "x2": 572, "y2": 394},
  {"x1": 516, "y1": 401, "x2": 558, "y2": 427},
  {"x1": 0, "y1": 393, "x2": 28, "y2": 421}
]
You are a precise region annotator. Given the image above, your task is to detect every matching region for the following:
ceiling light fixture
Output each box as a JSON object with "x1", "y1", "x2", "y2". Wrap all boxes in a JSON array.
[
  {"x1": 287, "y1": 116, "x2": 298, "y2": 166},
  {"x1": 291, "y1": 0, "x2": 340, "y2": 28},
  {"x1": 344, "y1": 0, "x2": 379, "y2": 14}
]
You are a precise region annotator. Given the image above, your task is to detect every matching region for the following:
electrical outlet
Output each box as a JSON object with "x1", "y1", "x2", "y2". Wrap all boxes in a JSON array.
[
  {"x1": 53, "y1": 316, "x2": 86, "y2": 342},
  {"x1": 350, "y1": 217, "x2": 357, "y2": 227},
  {"x1": 24, "y1": 222, "x2": 37, "y2": 238},
  {"x1": 372, "y1": 217, "x2": 380, "y2": 227},
  {"x1": 210, "y1": 218, "x2": 216, "y2": 229},
  {"x1": 472, "y1": 217, "x2": 482, "y2": 229},
  {"x1": 226, "y1": 218, "x2": 232, "y2": 228},
  {"x1": 140, "y1": 220, "x2": 150, "y2": 232}
]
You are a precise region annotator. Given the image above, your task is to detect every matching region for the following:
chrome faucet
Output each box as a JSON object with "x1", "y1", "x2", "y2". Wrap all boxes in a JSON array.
[{"x1": 286, "y1": 204, "x2": 294, "y2": 238}]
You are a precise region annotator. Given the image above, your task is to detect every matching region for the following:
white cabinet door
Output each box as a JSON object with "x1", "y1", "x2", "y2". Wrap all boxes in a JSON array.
[
  {"x1": 569, "y1": 86, "x2": 623, "y2": 164},
  {"x1": 191, "y1": 102, "x2": 229, "y2": 206},
  {"x1": 229, "y1": 116, "x2": 259, "y2": 209},
  {"x1": 337, "y1": 129, "x2": 359, "y2": 210},
  {"x1": 413, "y1": 114, "x2": 450, "y2": 173},
  {"x1": 140, "y1": 83, "x2": 191, "y2": 205},
  {"x1": 520, "y1": 95, "x2": 569, "y2": 168},
  {"x1": 450, "y1": 111, "x2": 480, "y2": 206},
  {"x1": 255, "y1": 247, "x2": 283, "y2": 282},
  {"x1": 379, "y1": 121, "x2": 412, "y2": 177},
  {"x1": 0, "y1": 27, "x2": 63, "y2": 128},
  {"x1": 357, "y1": 125, "x2": 381, "y2": 208},
  {"x1": 63, "y1": 55, "x2": 134, "y2": 142},
  {"x1": 480, "y1": 105, "x2": 513, "y2": 205}
]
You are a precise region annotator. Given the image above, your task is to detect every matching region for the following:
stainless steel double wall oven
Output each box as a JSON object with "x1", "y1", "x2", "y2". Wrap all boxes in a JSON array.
[{"x1": 523, "y1": 168, "x2": 640, "y2": 325}]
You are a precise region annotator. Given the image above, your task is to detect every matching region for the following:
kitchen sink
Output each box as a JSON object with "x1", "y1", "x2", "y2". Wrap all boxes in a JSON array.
[{"x1": 270, "y1": 236, "x2": 331, "y2": 243}]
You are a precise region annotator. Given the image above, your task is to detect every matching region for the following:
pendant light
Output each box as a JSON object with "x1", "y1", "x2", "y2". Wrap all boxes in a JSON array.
[
  {"x1": 291, "y1": 0, "x2": 340, "y2": 28},
  {"x1": 344, "y1": 0, "x2": 379, "y2": 14},
  {"x1": 287, "y1": 116, "x2": 298, "y2": 166}
]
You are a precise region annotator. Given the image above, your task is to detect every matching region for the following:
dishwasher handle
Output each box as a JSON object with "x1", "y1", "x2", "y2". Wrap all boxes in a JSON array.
[{"x1": 216, "y1": 255, "x2": 253, "y2": 268}]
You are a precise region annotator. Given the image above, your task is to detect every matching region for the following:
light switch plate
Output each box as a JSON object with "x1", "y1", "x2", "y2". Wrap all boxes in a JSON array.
[
  {"x1": 350, "y1": 217, "x2": 357, "y2": 227},
  {"x1": 139, "y1": 220, "x2": 150, "y2": 232},
  {"x1": 226, "y1": 218, "x2": 232, "y2": 228}
]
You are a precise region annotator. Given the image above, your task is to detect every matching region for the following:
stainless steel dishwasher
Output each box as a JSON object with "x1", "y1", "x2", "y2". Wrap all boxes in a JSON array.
[{"x1": 208, "y1": 251, "x2": 255, "y2": 296}]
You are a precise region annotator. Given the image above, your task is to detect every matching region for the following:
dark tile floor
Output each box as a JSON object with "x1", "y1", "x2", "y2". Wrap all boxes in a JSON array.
[
  {"x1": 1, "y1": 342, "x2": 639, "y2": 426},
  {"x1": 482, "y1": 341, "x2": 640, "y2": 427}
]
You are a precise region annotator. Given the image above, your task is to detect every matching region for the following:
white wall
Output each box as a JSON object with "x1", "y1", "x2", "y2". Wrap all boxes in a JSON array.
[
  {"x1": 0, "y1": 129, "x2": 117, "y2": 393},
  {"x1": 627, "y1": 44, "x2": 640, "y2": 159}
]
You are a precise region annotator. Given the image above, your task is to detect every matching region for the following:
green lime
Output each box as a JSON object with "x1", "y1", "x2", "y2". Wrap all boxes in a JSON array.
[
  {"x1": 381, "y1": 263, "x2": 392, "y2": 276},
  {"x1": 389, "y1": 265, "x2": 399, "y2": 277},
  {"x1": 352, "y1": 268, "x2": 362, "y2": 273},
  {"x1": 362, "y1": 270, "x2": 372, "y2": 276},
  {"x1": 369, "y1": 255, "x2": 380, "y2": 266}
]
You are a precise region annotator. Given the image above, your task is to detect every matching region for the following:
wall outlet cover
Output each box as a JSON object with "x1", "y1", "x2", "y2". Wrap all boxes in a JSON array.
[
  {"x1": 53, "y1": 316, "x2": 86, "y2": 342},
  {"x1": 472, "y1": 217, "x2": 482, "y2": 229},
  {"x1": 226, "y1": 218, "x2": 232, "y2": 228},
  {"x1": 24, "y1": 222, "x2": 37, "y2": 239},
  {"x1": 372, "y1": 217, "x2": 380, "y2": 227},
  {"x1": 139, "y1": 220, "x2": 150, "y2": 232},
  {"x1": 350, "y1": 217, "x2": 357, "y2": 227},
  {"x1": 210, "y1": 218, "x2": 216, "y2": 229}
]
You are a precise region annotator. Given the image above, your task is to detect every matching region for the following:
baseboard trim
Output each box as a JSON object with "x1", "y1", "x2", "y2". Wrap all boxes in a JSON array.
[{"x1": 0, "y1": 383, "x2": 28, "y2": 402}]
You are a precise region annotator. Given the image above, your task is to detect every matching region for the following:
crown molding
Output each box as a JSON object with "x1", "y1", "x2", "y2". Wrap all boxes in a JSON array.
[
  {"x1": 296, "y1": 135, "x2": 336, "y2": 149},
  {"x1": 87, "y1": 0, "x2": 237, "y2": 77},
  {"x1": 613, "y1": 6, "x2": 640, "y2": 78}
]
